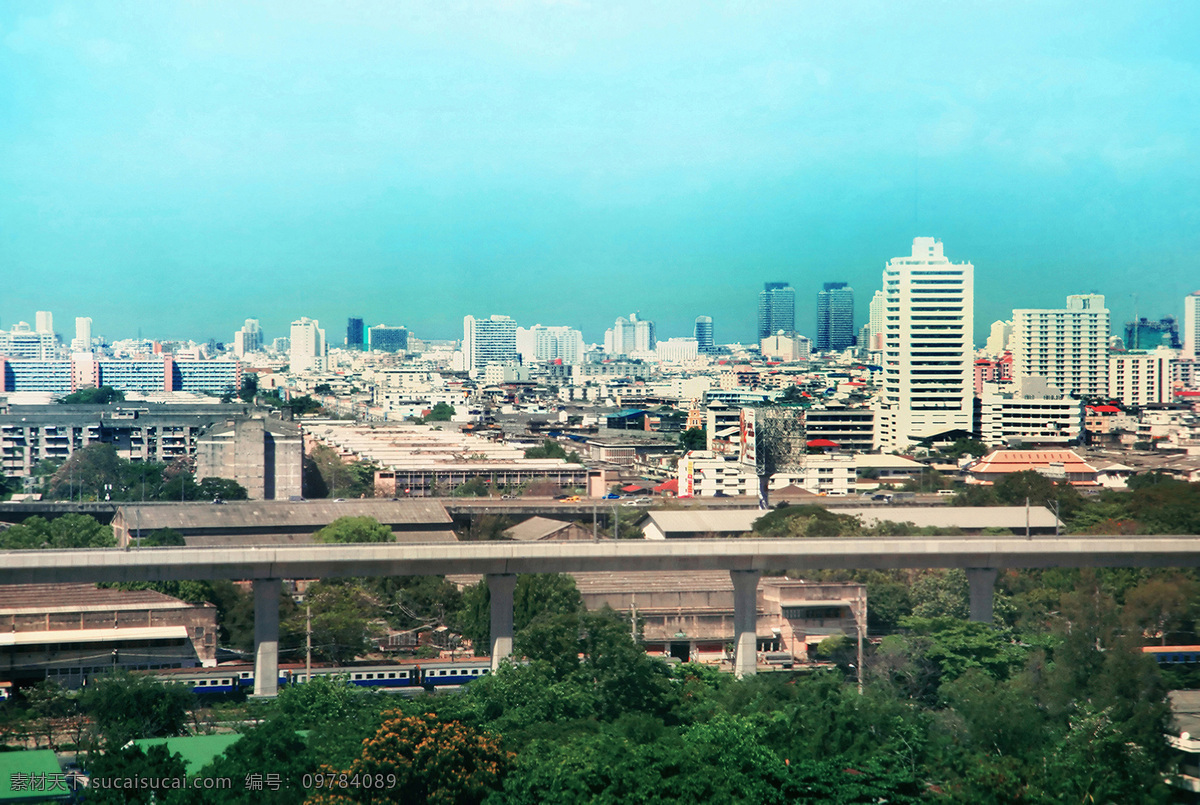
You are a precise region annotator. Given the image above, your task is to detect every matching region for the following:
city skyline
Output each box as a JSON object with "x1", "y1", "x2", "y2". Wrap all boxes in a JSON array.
[{"x1": 2, "y1": 3, "x2": 1199, "y2": 343}]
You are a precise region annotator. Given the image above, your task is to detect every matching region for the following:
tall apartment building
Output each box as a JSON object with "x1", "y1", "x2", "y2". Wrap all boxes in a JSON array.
[
  {"x1": 233, "y1": 319, "x2": 262, "y2": 357},
  {"x1": 463, "y1": 315, "x2": 518, "y2": 374},
  {"x1": 0, "y1": 322, "x2": 57, "y2": 360},
  {"x1": 867, "y1": 290, "x2": 886, "y2": 352},
  {"x1": 346, "y1": 317, "x2": 364, "y2": 350},
  {"x1": 289, "y1": 318, "x2": 327, "y2": 374},
  {"x1": 72, "y1": 317, "x2": 92, "y2": 352},
  {"x1": 1185, "y1": 291, "x2": 1200, "y2": 360},
  {"x1": 816, "y1": 282, "x2": 854, "y2": 352},
  {"x1": 758, "y1": 283, "x2": 795, "y2": 339},
  {"x1": 604, "y1": 314, "x2": 656, "y2": 356},
  {"x1": 35, "y1": 311, "x2": 53, "y2": 334},
  {"x1": 1010, "y1": 294, "x2": 1109, "y2": 399},
  {"x1": 368, "y1": 325, "x2": 409, "y2": 353},
  {"x1": 876, "y1": 237, "x2": 974, "y2": 450},
  {"x1": 1110, "y1": 347, "x2": 1173, "y2": 407},
  {"x1": 694, "y1": 316, "x2": 714, "y2": 354},
  {"x1": 516, "y1": 325, "x2": 584, "y2": 365}
]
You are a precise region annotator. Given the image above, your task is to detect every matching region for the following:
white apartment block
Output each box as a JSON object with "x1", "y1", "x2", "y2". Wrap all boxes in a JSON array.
[
  {"x1": 516, "y1": 325, "x2": 585, "y2": 365},
  {"x1": 604, "y1": 313, "x2": 656, "y2": 356},
  {"x1": 876, "y1": 237, "x2": 974, "y2": 450},
  {"x1": 655, "y1": 337, "x2": 699, "y2": 363},
  {"x1": 0, "y1": 323, "x2": 57, "y2": 360},
  {"x1": 1110, "y1": 347, "x2": 1173, "y2": 407},
  {"x1": 71, "y1": 317, "x2": 92, "y2": 353},
  {"x1": 1185, "y1": 291, "x2": 1200, "y2": 360},
  {"x1": 463, "y1": 315, "x2": 518, "y2": 376},
  {"x1": 984, "y1": 320, "x2": 1012, "y2": 357},
  {"x1": 761, "y1": 333, "x2": 811, "y2": 362},
  {"x1": 979, "y1": 376, "x2": 1082, "y2": 447},
  {"x1": 289, "y1": 317, "x2": 327, "y2": 374},
  {"x1": 1011, "y1": 294, "x2": 1109, "y2": 399},
  {"x1": 677, "y1": 451, "x2": 854, "y2": 497},
  {"x1": 867, "y1": 290, "x2": 886, "y2": 351}
]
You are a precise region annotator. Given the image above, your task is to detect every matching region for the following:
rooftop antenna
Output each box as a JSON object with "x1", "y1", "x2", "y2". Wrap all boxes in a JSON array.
[{"x1": 1131, "y1": 293, "x2": 1139, "y2": 349}]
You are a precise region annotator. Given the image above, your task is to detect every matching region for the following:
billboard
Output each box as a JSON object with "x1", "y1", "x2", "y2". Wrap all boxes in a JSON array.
[{"x1": 739, "y1": 408, "x2": 757, "y2": 468}]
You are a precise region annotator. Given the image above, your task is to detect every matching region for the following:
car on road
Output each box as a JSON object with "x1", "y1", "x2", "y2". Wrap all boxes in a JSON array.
[
  {"x1": 561, "y1": 495, "x2": 582, "y2": 503},
  {"x1": 601, "y1": 493, "x2": 622, "y2": 500}
]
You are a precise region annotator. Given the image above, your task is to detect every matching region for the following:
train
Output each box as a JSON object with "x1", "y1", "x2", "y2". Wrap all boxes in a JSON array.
[
  {"x1": 1142, "y1": 646, "x2": 1200, "y2": 664},
  {"x1": 147, "y1": 656, "x2": 494, "y2": 695}
]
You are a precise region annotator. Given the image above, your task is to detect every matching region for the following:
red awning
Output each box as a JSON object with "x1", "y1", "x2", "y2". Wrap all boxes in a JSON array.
[
  {"x1": 621, "y1": 484, "x2": 645, "y2": 492},
  {"x1": 807, "y1": 438, "x2": 840, "y2": 448},
  {"x1": 654, "y1": 479, "x2": 679, "y2": 493}
]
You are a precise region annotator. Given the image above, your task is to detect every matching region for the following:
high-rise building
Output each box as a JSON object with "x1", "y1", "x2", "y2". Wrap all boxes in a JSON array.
[
  {"x1": 233, "y1": 319, "x2": 262, "y2": 357},
  {"x1": 368, "y1": 324, "x2": 409, "y2": 353},
  {"x1": 1110, "y1": 347, "x2": 1173, "y2": 407},
  {"x1": 0, "y1": 322, "x2": 57, "y2": 360},
  {"x1": 876, "y1": 237, "x2": 974, "y2": 450},
  {"x1": 1011, "y1": 294, "x2": 1110, "y2": 399},
  {"x1": 694, "y1": 316, "x2": 714, "y2": 354},
  {"x1": 346, "y1": 318, "x2": 364, "y2": 350},
  {"x1": 984, "y1": 320, "x2": 1013, "y2": 357},
  {"x1": 758, "y1": 283, "x2": 795, "y2": 339},
  {"x1": 867, "y1": 290, "x2": 886, "y2": 352},
  {"x1": 603, "y1": 313, "x2": 656, "y2": 356},
  {"x1": 35, "y1": 311, "x2": 53, "y2": 335},
  {"x1": 816, "y1": 282, "x2": 855, "y2": 352},
  {"x1": 1184, "y1": 291, "x2": 1200, "y2": 360},
  {"x1": 1124, "y1": 316, "x2": 1181, "y2": 350},
  {"x1": 72, "y1": 317, "x2": 93, "y2": 353},
  {"x1": 463, "y1": 315, "x2": 518, "y2": 375},
  {"x1": 516, "y1": 325, "x2": 585, "y2": 365},
  {"x1": 289, "y1": 317, "x2": 327, "y2": 374}
]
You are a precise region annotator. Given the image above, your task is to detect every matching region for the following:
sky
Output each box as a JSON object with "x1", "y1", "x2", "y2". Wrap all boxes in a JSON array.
[{"x1": 2, "y1": 1, "x2": 1199, "y2": 347}]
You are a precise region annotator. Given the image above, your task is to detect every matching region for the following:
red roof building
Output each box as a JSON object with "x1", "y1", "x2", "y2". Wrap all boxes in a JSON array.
[{"x1": 967, "y1": 449, "x2": 1098, "y2": 486}]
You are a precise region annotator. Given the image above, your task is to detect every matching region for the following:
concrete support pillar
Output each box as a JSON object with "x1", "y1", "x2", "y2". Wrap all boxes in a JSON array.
[
  {"x1": 487, "y1": 573, "x2": 517, "y2": 671},
  {"x1": 253, "y1": 578, "x2": 282, "y2": 697},
  {"x1": 731, "y1": 569, "x2": 761, "y2": 679},
  {"x1": 967, "y1": 568, "x2": 998, "y2": 623}
]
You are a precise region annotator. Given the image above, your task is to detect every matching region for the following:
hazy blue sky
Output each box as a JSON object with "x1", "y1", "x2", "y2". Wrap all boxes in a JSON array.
[{"x1": 2, "y1": 1, "x2": 1198, "y2": 346}]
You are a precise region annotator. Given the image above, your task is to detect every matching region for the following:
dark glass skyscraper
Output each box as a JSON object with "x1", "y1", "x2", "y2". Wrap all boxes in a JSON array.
[
  {"x1": 694, "y1": 316, "x2": 714, "y2": 353},
  {"x1": 816, "y1": 282, "x2": 855, "y2": 352},
  {"x1": 346, "y1": 317, "x2": 364, "y2": 350},
  {"x1": 758, "y1": 283, "x2": 795, "y2": 340}
]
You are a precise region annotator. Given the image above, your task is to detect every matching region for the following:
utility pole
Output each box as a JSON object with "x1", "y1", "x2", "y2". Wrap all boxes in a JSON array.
[
  {"x1": 305, "y1": 603, "x2": 312, "y2": 684},
  {"x1": 1025, "y1": 497, "x2": 1031, "y2": 540}
]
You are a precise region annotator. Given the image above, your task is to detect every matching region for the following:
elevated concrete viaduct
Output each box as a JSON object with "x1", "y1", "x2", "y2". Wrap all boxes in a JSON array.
[{"x1": 3, "y1": 536, "x2": 1198, "y2": 694}]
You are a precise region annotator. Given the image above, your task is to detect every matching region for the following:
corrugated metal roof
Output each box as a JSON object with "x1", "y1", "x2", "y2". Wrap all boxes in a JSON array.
[
  {"x1": 644, "y1": 510, "x2": 762, "y2": 535},
  {"x1": 115, "y1": 499, "x2": 452, "y2": 531},
  {"x1": 0, "y1": 582, "x2": 190, "y2": 613},
  {"x1": 0, "y1": 625, "x2": 188, "y2": 646},
  {"x1": 840, "y1": 506, "x2": 1062, "y2": 530},
  {"x1": 504, "y1": 517, "x2": 573, "y2": 541}
]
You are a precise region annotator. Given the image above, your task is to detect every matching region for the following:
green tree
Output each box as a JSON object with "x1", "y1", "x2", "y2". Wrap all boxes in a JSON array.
[
  {"x1": 455, "y1": 574, "x2": 584, "y2": 655},
  {"x1": 452, "y1": 478, "x2": 490, "y2": 497},
  {"x1": 85, "y1": 744, "x2": 187, "y2": 805},
  {"x1": 58, "y1": 385, "x2": 125, "y2": 405},
  {"x1": 0, "y1": 514, "x2": 115, "y2": 550},
  {"x1": 524, "y1": 439, "x2": 568, "y2": 460},
  {"x1": 197, "y1": 476, "x2": 249, "y2": 500},
  {"x1": 306, "y1": 711, "x2": 508, "y2": 805},
  {"x1": 678, "y1": 427, "x2": 707, "y2": 452},
  {"x1": 239, "y1": 373, "x2": 259, "y2": 402},
  {"x1": 287, "y1": 582, "x2": 382, "y2": 664},
  {"x1": 425, "y1": 402, "x2": 456, "y2": 422},
  {"x1": 941, "y1": 438, "x2": 988, "y2": 459},
  {"x1": 992, "y1": 469, "x2": 1056, "y2": 505},
  {"x1": 78, "y1": 670, "x2": 194, "y2": 748},
  {"x1": 173, "y1": 720, "x2": 318, "y2": 805},
  {"x1": 313, "y1": 516, "x2": 393, "y2": 544},
  {"x1": 141, "y1": 527, "x2": 186, "y2": 547}
]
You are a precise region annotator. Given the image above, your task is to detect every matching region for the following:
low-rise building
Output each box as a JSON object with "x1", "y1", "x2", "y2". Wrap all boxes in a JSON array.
[
  {"x1": 979, "y1": 377, "x2": 1082, "y2": 447},
  {"x1": 0, "y1": 583, "x2": 218, "y2": 688}
]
